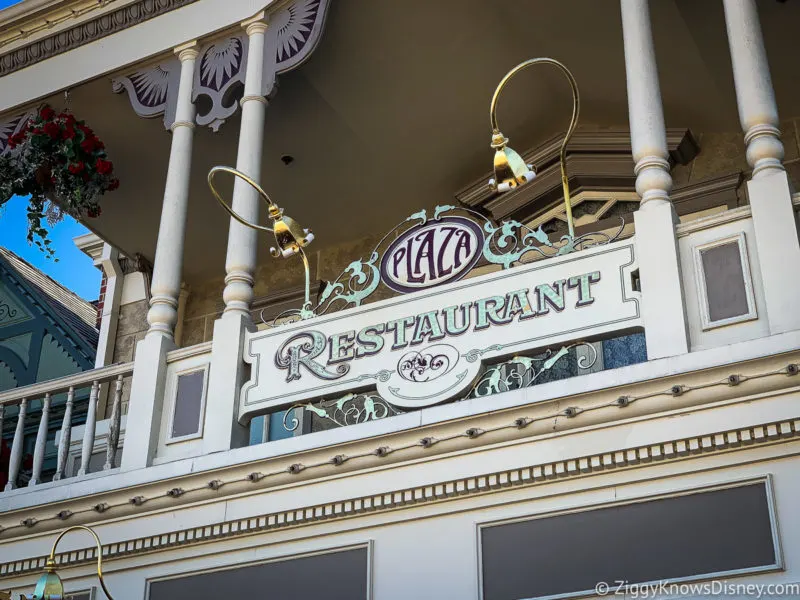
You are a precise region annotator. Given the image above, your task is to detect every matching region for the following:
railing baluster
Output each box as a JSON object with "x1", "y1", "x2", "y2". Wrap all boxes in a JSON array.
[
  {"x1": 104, "y1": 375, "x2": 124, "y2": 470},
  {"x1": 4, "y1": 398, "x2": 27, "y2": 491},
  {"x1": 78, "y1": 381, "x2": 100, "y2": 477},
  {"x1": 53, "y1": 386, "x2": 75, "y2": 481},
  {"x1": 29, "y1": 393, "x2": 51, "y2": 486}
]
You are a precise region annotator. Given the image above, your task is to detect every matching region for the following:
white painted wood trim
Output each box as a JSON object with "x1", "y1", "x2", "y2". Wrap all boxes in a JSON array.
[
  {"x1": 2, "y1": 417, "x2": 798, "y2": 577},
  {"x1": 164, "y1": 363, "x2": 210, "y2": 445},
  {"x1": 166, "y1": 341, "x2": 212, "y2": 363},
  {"x1": 693, "y1": 231, "x2": 758, "y2": 330}
]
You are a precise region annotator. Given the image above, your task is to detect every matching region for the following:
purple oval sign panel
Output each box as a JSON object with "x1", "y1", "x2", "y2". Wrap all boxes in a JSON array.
[{"x1": 380, "y1": 216, "x2": 485, "y2": 293}]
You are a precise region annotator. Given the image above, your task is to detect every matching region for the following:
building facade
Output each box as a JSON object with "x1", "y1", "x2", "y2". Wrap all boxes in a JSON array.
[
  {"x1": 1, "y1": 0, "x2": 800, "y2": 599},
  {"x1": 0, "y1": 248, "x2": 98, "y2": 490}
]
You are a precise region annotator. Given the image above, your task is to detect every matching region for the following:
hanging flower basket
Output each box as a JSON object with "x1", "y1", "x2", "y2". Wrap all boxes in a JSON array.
[{"x1": 0, "y1": 105, "x2": 119, "y2": 259}]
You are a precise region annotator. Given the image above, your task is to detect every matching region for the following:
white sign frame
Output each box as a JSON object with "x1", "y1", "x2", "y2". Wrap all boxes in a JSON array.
[{"x1": 240, "y1": 240, "x2": 640, "y2": 422}]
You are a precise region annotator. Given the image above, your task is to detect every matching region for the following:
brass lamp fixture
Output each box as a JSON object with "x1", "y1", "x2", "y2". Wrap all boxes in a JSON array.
[
  {"x1": 488, "y1": 57, "x2": 580, "y2": 239},
  {"x1": 208, "y1": 165, "x2": 315, "y2": 313},
  {"x1": 14, "y1": 526, "x2": 115, "y2": 600}
]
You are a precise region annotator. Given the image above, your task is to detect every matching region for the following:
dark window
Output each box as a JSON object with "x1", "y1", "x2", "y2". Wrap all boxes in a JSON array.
[
  {"x1": 481, "y1": 482, "x2": 777, "y2": 600},
  {"x1": 149, "y1": 547, "x2": 369, "y2": 600},
  {"x1": 701, "y1": 242, "x2": 749, "y2": 322},
  {"x1": 171, "y1": 370, "x2": 205, "y2": 438},
  {"x1": 602, "y1": 332, "x2": 647, "y2": 369}
]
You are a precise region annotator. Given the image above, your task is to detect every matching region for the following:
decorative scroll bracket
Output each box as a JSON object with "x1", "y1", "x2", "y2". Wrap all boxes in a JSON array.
[{"x1": 112, "y1": 0, "x2": 330, "y2": 131}]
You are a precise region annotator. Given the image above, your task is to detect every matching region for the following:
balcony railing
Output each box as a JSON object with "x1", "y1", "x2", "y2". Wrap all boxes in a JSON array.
[
  {"x1": 0, "y1": 362, "x2": 133, "y2": 491},
  {"x1": 0, "y1": 199, "x2": 791, "y2": 502}
]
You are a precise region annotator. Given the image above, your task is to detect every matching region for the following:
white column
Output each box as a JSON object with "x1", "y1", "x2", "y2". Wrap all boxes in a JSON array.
[
  {"x1": 203, "y1": 14, "x2": 273, "y2": 455},
  {"x1": 146, "y1": 41, "x2": 199, "y2": 339},
  {"x1": 221, "y1": 16, "x2": 269, "y2": 319},
  {"x1": 123, "y1": 41, "x2": 200, "y2": 470},
  {"x1": 5, "y1": 399, "x2": 26, "y2": 490},
  {"x1": 28, "y1": 393, "x2": 51, "y2": 486},
  {"x1": 78, "y1": 381, "x2": 99, "y2": 476},
  {"x1": 94, "y1": 243, "x2": 123, "y2": 367},
  {"x1": 621, "y1": 0, "x2": 690, "y2": 358},
  {"x1": 723, "y1": 0, "x2": 783, "y2": 178},
  {"x1": 723, "y1": 0, "x2": 800, "y2": 335}
]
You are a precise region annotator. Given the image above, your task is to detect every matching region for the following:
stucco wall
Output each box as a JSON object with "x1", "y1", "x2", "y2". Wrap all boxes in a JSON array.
[
  {"x1": 672, "y1": 119, "x2": 800, "y2": 188},
  {"x1": 180, "y1": 233, "x2": 386, "y2": 347},
  {"x1": 112, "y1": 300, "x2": 149, "y2": 363}
]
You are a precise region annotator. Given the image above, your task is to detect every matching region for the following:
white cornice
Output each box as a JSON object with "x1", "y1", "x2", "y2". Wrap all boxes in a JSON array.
[
  {"x1": 0, "y1": 0, "x2": 123, "y2": 52},
  {"x1": 73, "y1": 232, "x2": 105, "y2": 261},
  {"x1": 0, "y1": 337, "x2": 798, "y2": 540},
  {"x1": 1, "y1": 408, "x2": 798, "y2": 579},
  {"x1": 0, "y1": 0, "x2": 278, "y2": 114}
]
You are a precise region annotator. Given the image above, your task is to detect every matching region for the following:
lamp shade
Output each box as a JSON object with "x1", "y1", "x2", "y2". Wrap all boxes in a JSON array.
[
  {"x1": 29, "y1": 563, "x2": 64, "y2": 600},
  {"x1": 490, "y1": 132, "x2": 536, "y2": 193}
]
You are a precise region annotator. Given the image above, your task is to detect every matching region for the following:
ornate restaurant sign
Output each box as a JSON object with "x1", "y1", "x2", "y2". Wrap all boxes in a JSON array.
[{"x1": 240, "y1": 214, "x2": 640, "y2": 418}]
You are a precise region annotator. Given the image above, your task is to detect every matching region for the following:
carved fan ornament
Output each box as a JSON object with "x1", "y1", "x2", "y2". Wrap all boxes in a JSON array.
[{"x1": 111, "y1": 0, "x2": 329, "y2": 131}]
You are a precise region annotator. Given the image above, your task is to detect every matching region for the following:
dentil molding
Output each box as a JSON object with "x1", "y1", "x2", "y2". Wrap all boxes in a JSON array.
[{"x1": 0, "y1": 0, "x2": 200, "y2": 78}]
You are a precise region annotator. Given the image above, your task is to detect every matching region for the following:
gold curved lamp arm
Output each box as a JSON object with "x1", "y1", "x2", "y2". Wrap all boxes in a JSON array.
[
  {"x1": 207, "y1": 165, "x2": 316, "y2": 313},
  {"x1": 489, "y1": 57, "x2": 581, "y2": 238},
  {"x1": 27, "y1": 525, "x2": 115, "y2": 600},
  {"x1": 207, "y1": 166, "x2": 276, "y2": 233}
]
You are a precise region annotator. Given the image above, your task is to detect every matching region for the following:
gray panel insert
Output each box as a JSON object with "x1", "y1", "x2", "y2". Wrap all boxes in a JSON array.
[
  {"x1": 701, "y1": 241, "x2": 748, "y2": 322},
  {"x1": 481, "y1": 482, "x2": 778, "y2": 600},
  {"x1": 171, "y1": 370, "x2": 205, "y2": 438},
  {"x1": 149, "y1": 547, "x2": 369, "y2": 600}
]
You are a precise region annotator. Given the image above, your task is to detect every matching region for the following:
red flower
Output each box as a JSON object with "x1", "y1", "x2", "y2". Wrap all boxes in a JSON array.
[
  {"x1": 87, "y1": 206, "x2": 102, "y2": 218},
  {"x1": 43, "y1": 121, "x2": 60, "y2": 139},
  {"x1": 39, "y1": 106, "x2": 56, "y2": 121},
  {"x1": 62, "y1": 125, "x2": 76, "y2": 140},
  {"x1": 7, "y1": 132, "x2": 24, "y2": 148},
  {"x1": 107, "y1": 178, "x2": 120, "y2": 191},
  {"x1": 68, "y1": 161, "x2": 85, "y2": 174},
  {"x1": 95, "y1": 158, "x2": 113, "y2": 175},
  {"x1": 80, "y1": 137, "x2": 97, "y2": 153}
]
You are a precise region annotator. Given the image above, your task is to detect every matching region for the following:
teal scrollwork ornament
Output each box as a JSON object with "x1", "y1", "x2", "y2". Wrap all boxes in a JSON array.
[
  {"x1": 468, "y1": 341, "x2": 597, "y2": 398},
  {"x1": 282, "y1": 392, "x2": 404, "y2": 431}
]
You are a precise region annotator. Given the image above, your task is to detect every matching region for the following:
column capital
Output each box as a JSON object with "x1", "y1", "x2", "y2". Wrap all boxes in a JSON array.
[
  {"x1": 174, "y1": 40, "x2": 200, "y2": 62},
  {"x1": 241, "y1": 12, "x2": 268, "y2": 36}
]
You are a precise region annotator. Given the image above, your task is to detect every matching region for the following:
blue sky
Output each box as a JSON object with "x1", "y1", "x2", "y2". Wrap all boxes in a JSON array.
[
  {"x1": 0, "y1": 196, "x2": 101, "y2": 300},
  {"x1": 1, "y1": 0, "x2": 100, "y2": 301}
]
